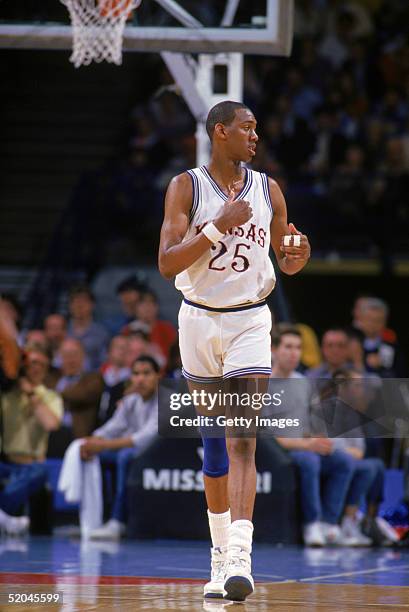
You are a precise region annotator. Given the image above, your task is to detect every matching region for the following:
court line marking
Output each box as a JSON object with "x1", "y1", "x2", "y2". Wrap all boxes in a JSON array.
[
  {"x1": 299, "y1": 564, "x2": 409, "y2": 582},
  {"x1": 268, "y1": 599, "x2": 409, "y2": 609},
  {"x1": 254, "y1": 573, "x2": 293, "y2": 579},
  {"x1": 158, "y1": 567, "x2": 206, "y2": 573},
  {"x1": 159, "y1": 567, "x2": 289, "y2": 579}
]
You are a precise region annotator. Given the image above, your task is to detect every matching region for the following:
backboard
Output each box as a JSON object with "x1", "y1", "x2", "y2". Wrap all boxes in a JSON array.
[{"x1": 0, "y1": 0, "x2": 293, "y2": 57}]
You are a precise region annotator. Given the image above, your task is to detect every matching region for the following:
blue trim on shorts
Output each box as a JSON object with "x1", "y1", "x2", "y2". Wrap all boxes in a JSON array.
[
  {"x1": 182, "y1": 368, "x2": 224, "y2": 383},
  {"x1": 182, "y1": 366, "x2": 271, "y2": 382},
  {"x1": 223, "y1": 367, "x2": 272, "y2": 379},
  {"x1": 183, "y1": 298, "x2": 267, "y2": 313}
]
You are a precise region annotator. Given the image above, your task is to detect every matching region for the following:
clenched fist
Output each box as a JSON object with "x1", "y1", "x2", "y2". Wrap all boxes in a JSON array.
[{"x1": 213, "y1": 190, "x2": 253, "y2": 234}]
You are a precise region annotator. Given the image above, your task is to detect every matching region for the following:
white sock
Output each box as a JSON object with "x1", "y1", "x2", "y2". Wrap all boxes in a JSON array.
[
  {"x1": 207, "y1": 509, "x2": 231, "y2": 549},
  {"x1": 228, "y1": 519, "x2": 254, "y2": 555}
]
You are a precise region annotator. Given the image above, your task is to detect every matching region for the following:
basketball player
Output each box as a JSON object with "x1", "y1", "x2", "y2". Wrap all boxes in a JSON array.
[{"x1": 158, "y1": 101, "x2": 311, "y2": 601}]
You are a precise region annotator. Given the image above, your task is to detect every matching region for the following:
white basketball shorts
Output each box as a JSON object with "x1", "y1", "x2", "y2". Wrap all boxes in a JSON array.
[{"x1": 178, "y1": 300, "x2": 272, "y2": 381}]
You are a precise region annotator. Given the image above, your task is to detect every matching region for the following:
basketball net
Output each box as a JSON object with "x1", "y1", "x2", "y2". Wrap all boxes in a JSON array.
[{"x1": 61, "y1": 0, "x2": 142, "y2": 67}]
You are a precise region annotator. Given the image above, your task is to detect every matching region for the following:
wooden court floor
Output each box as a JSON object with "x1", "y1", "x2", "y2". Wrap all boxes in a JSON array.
[{"x1": 1, "y1": 582, "x2": 409, "y2": 611}]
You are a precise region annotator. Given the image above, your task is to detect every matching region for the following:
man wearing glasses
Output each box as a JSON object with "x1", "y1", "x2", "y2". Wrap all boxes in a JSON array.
[{"x1": 79, "y1": 355, "x2": 160, "y2": 540}]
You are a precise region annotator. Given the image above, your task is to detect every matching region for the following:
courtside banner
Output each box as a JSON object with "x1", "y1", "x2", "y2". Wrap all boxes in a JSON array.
[{"x1": 158, "y1": 377, "x2": 409, "y2": 439}]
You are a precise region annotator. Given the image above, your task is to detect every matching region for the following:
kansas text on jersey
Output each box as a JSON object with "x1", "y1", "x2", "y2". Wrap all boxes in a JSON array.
[{"x1": 175, "y1": 166, "x2": 276, "y2": 308}]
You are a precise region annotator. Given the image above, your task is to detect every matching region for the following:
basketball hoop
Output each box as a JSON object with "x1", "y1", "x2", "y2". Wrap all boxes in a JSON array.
[{"x1": 61, "y1": 0, "x2": 142, "y2": 67}]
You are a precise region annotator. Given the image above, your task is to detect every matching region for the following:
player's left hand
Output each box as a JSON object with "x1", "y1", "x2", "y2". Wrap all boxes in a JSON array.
[{"x1": 280, "y1": 223, "x2": 311, "y2": 261}]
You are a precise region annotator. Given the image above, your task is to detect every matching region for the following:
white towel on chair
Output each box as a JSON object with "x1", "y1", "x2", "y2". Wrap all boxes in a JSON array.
[{"x1": 57, "y1": 439, "x2": 103, "y2": 538}]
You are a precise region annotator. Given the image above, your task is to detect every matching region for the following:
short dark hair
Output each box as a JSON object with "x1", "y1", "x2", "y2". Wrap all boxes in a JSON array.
[
  {"x1": 206, "y1": 100, "x2": 250, "y2": 141},
  {"x1": 321, "y1": 328, "x2": 348, "y2": 342},
  {"x1": 116, "y1": 275, "x2": 147, "y2": 295},
  {"x1": 140, "y1": 289, "x2": 158, "y2": 303},
  {"x1": 133, "y1": 354, "x2": 160, "y2": 373},
  {"x1": 68, "y1": 284, "x2": 95, "y2": 303},
  {"x1": 271, "y1": 323, "x2": 301, "y2": 348}
]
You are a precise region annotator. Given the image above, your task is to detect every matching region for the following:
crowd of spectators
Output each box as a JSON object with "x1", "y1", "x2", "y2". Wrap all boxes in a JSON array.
[{"x1": 0, "y1": 278, "x2": 407, "y2": 545}]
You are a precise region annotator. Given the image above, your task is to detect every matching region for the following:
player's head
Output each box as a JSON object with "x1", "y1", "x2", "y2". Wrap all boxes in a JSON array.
[{"x1": 206, "y1": 101, "x2": 258, "y2": 162}]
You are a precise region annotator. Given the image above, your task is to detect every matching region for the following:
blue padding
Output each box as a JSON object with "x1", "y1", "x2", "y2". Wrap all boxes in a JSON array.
[{"x1": 202, "y1": 437, "x2": 229, "y2": 478}]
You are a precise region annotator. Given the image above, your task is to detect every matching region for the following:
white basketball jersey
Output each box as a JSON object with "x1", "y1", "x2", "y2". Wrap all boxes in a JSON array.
[{"x1": 175, "y1": 166, "x2": 276, "y2": 308}]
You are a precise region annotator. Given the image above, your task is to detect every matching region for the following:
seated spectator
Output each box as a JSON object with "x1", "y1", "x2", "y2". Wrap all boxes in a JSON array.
[
  {"x1": 0, "y1": 345, "x2": 63, "y2": 531},
  {"x1": 22, "y1": 337, "x2": 60, "y2": 390},
  {"x1": 116, "y1": 276, "x2": 147, "y2": 325},
  {"x1": 125, "y1": 329, "x2": 166, "y2": 371},
  {"x1": 96, "y1": 345, "x2": 158, "y2": 428},
  {"x1": 44, "y1": 314, "x2": 67, "y2": 368},
  {"x1": 271, "y1": 325, "x2": 354, "y2": 546},
  {"x1": 307, "y1": 328, "x2": 351, "y2": 379},
  {"x1": 96, "y1": 336, "x2": 131, "y2": 427},
  {"x1": 353, "y1": 298, "x2": 406, "y2": 377},
  {"x1": 25, "y1": 329, "x2": 48, "y2": 349},
  {"x1": 331, "y1": 369, "x2": 393, "y2": 546},
  {"x1": 123, "y1": 289, "x2": 176, "y2": 365},
  {"x1": 54, "y1": 338, "x2": 105, "y2": 441},
  {"x1": 103, "y1": 276, "x2": 148, "y2": 336},
  {"x1": 67, "y1": 285, "x2": 110, "y2": 371},
  {"x1": 0, "y1": 300, "x2": 29, "y2": 535},
  {"x1": 79, "y1": 355, "x2": 160, "y2": 540},
  {"x1": 100, "y1": 336, "x2": 131, "y2": 387}
]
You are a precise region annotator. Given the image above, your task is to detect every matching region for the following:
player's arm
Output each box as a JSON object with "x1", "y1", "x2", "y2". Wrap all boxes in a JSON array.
[
  {"x1": 268, "y1": 177, "x2": 311, "y2": 275},
  {"x1": 158, "y1": 173, "x2": 215, "y2": 280}
]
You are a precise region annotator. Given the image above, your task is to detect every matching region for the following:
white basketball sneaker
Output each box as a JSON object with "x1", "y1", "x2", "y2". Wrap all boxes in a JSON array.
[
  {"x1": 0, "y1": 509, "x2": 30, "y2": 537},
  {"x1": 341, "y1": 516, "x2": 372, "y2": 547},
  {"x1": 203, "y1": 546, "x2": 228, "y2": 599},
  {"x1": 303, "y1": 521, "x2": 325, "y2": 547},
  {"x1": 321, "y1": 522, "x2": 342, "y2": 545},
  {"x1": 223, "y1": 547, "x2": 254, "y2": 602}
]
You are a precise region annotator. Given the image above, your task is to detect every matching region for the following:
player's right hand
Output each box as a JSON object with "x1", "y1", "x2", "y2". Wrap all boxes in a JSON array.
[{"x1": 214, "y1": 191, "x2": 253, "y2": 234}]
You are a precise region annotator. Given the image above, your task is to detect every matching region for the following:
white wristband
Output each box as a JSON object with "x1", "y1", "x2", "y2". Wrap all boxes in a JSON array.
[
  {"x1": 283, "y1": 234, "x2": 301, "y2": 247},
  {"x1": 202, "y1": 222, "x2": 224, "y2": 244}
]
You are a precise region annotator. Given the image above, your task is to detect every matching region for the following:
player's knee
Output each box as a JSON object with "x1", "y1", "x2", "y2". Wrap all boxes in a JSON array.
[
  {"x1": 226, "y1": 437, "x2": 256, "y2": 461},
  {"x1": 202, "y1": 437, "x2": 229, "y2": 478}
]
